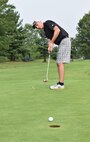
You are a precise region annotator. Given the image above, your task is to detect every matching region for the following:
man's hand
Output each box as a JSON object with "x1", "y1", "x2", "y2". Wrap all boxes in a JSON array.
[{"x1": 48, "y1": 40, "x2": 54, "y2": 53}]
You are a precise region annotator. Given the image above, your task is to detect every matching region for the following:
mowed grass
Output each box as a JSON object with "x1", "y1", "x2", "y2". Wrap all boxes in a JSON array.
[{"x1": 0, "y1": 60, "x2": 90, "y2": 142}]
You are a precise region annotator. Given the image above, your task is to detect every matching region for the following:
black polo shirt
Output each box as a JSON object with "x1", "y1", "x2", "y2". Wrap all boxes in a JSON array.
[{"x1": 44, "y1": 20, "x2": 69, "y2": 45}]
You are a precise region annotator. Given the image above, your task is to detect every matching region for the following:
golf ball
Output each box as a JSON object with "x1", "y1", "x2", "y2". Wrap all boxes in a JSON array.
[
  {"x1": 43, "y1": 79, "x2": 48, "y2": 82},
  {"x1": 48, "y1": 117, "x2": 54, "y2": 122}
]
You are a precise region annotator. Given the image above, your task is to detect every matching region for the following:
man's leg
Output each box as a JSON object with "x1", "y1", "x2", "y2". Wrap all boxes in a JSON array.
[
  {"x1": 57, "y1": 63, "x2": 64, "y2": 83},
  {"x1": 50, "y1": 63, "x2": 64, "y2": 89},
  {"x1": 50, "y1": 38, "x2": 71, "y2": 90}
]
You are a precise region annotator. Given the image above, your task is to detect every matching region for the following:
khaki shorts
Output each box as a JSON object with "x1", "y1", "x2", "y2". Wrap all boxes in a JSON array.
[{"x1": 56, "y1": 38, "x2": 71, "y2": 64}]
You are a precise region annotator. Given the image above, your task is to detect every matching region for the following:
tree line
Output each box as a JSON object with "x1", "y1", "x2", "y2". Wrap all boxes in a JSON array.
[{"x1": 0, "y1": 0, "x2": 90, "y2": 62}]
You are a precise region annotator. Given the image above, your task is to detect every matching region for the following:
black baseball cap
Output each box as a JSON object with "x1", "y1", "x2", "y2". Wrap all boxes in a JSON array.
[{"x1": 32, "y1": 21, "x2": 37, "y2": 29}]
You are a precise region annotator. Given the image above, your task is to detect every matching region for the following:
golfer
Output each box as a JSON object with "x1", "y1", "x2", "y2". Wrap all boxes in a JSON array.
[{"x1": 33, "y1": 20, "x2": 71, "y2": 89}]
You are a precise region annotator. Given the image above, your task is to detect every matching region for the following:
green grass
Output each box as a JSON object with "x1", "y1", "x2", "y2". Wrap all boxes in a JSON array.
[{"x1": 0, "y1": 60, "x2": 90, "y2": 142}]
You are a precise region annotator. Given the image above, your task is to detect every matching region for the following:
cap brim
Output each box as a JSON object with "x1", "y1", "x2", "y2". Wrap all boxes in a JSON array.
[
  {"x1": 32, "y1": 21, "x2": 37, "y2": 29},
  {"x1": 32, "y1": 25, "x2": 36, "y2": 29}
]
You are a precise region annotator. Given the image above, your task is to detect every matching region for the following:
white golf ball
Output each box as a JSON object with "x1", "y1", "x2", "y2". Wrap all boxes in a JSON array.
[{"x1": 48, "y1": 117, "x2": 54, "y2": 122}]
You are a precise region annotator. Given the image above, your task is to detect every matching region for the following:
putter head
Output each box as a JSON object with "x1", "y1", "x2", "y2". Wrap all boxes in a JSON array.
[{"x1": 43, "y1": 79, "x2": 48, "y2": 82}]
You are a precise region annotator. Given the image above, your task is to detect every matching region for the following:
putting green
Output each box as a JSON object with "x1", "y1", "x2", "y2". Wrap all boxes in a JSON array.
[{"x1": 0, "y1": 60, "x2": 90, "y2": 142}]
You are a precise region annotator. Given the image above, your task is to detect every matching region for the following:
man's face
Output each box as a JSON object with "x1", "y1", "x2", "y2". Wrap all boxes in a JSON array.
[{"x1": 35, "y1": 21, "x2": 43, "y2": 29}]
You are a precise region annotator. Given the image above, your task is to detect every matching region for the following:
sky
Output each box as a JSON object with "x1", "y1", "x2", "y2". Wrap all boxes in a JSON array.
[{"x1": 9, "y1": 0, "x2": 90, "y2": 37}]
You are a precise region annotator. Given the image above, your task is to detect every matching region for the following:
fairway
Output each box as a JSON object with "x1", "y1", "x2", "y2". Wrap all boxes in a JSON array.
[{"x1": 0, "y1": 60, "x2": 90, "y2": 142}]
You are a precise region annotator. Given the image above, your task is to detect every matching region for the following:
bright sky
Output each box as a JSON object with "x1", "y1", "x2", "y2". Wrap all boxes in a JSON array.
[{"x1": 9, "y1": 0, "x2": 90, "y2": 37}]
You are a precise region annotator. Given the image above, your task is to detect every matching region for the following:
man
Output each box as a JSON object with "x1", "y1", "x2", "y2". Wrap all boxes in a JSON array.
[{"x1": 32, "y1": 20, "x2": 71, "y2": 89}]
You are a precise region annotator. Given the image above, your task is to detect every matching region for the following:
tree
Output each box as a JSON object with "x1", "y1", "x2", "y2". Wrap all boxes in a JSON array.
[
  {"x1": 71, "y1": 38, "x2": 80, "y2": 60},
  {"x1": 73, "y1": 11, "x2": 90, "y2": 59},
  {"x1": 23, "y1": 24, "x2": 48, "y2": 61},
  {"x1": 36, "y1": 29, "x2": 48, "y2": 62},
  {"x1": 0, "y1": 0, "x2": 26, "y2": 61},
  {"x1": 23, "y1": 24, "x2": 40, "y2": 60},
  {"x1": 8, "y1": 26, "x2": 26, "y2": 61},
  {"x1": 0, "y1": 0, "x2": 12, "y2": 59}
]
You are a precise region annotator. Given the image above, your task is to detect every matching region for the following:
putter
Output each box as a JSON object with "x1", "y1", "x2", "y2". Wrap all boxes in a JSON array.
[{"x1": 43, "y1": 53, "x2": 50, "y2": 82}]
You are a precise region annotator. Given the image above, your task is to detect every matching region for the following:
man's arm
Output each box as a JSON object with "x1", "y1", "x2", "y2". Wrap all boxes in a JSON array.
[
  {"x1": 51, "y1": 26, "x2": 60, "y2": 43},
  {"x1": 48, "y1": 26, "x2": 60, "y2": 52}
]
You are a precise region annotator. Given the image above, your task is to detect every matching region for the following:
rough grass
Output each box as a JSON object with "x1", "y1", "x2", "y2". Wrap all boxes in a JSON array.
[{"x1": 0, "y1": 60, "x2": 90, "y2": 142}]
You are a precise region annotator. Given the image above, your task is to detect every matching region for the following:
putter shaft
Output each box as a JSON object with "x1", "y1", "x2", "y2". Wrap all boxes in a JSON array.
[{"x1": 45, "y1": 53, "x2": 50, "y2": 81}]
